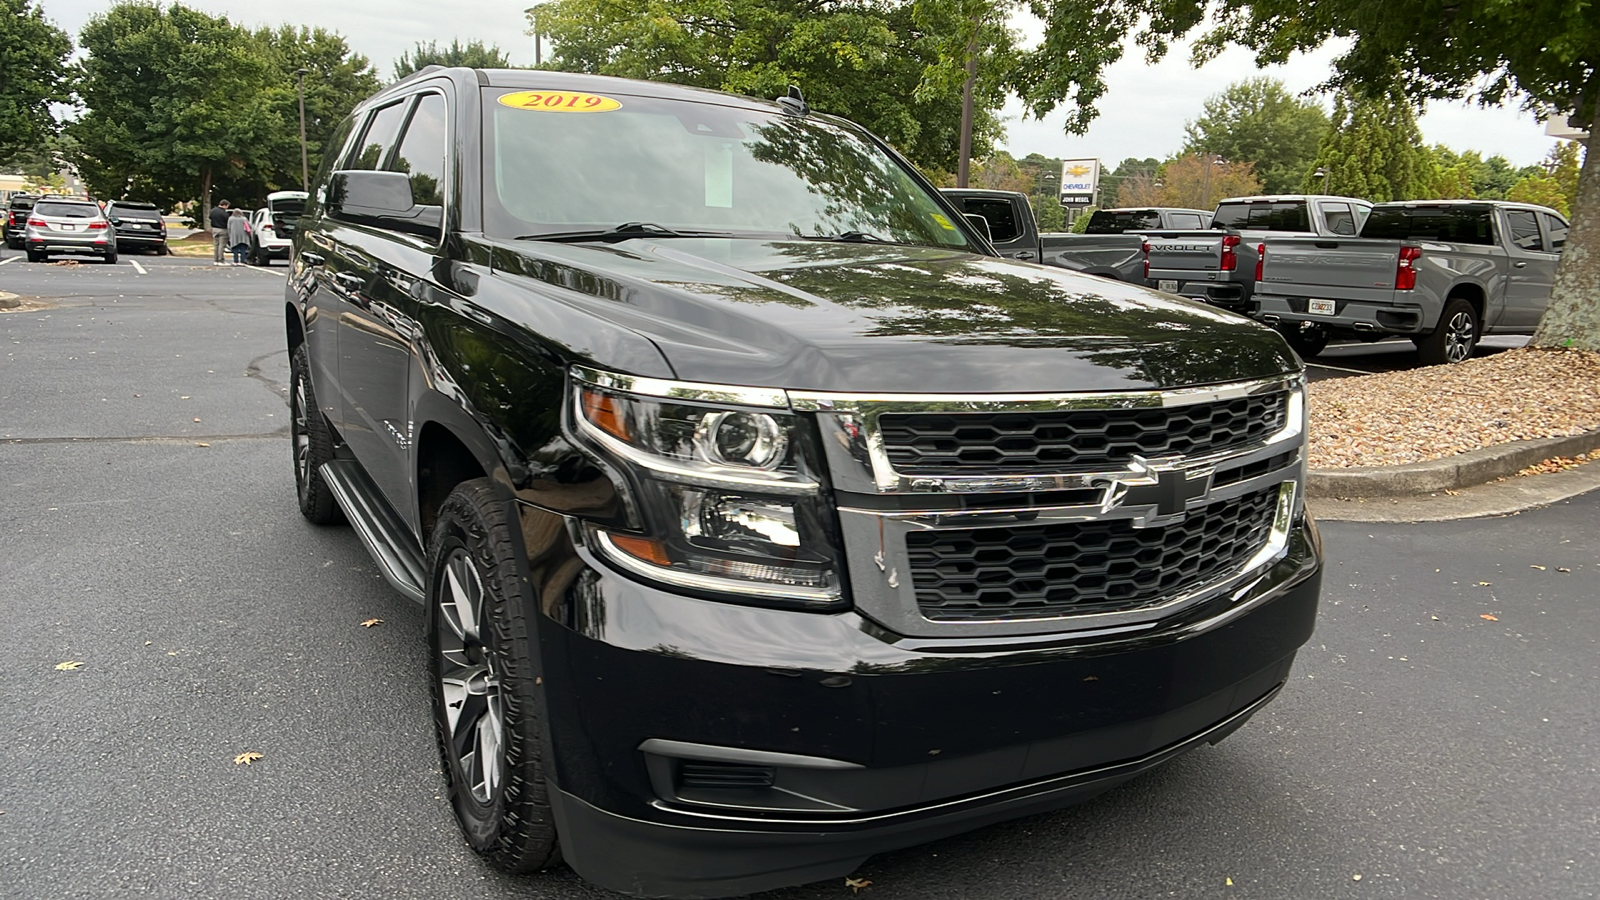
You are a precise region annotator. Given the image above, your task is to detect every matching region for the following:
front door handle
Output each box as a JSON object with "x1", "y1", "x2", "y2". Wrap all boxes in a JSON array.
[
  {"x1": 1513, "y1": 261, "x2": 1528, "y2": 268},
  {"x1": 1013, "y1": 251, "x2": 1036, "y2": 261}
]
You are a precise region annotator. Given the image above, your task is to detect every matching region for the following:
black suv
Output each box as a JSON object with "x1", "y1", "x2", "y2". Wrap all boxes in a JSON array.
[
  {"x1": 5, "y1": 193, "x2": 39, "y2": 249},
  {"x1": 103, "y1": 200, "x2": 169, "y2": 254},
  {"x1": 287, "y1": 67, "x2": 1322, "y2": 898}
]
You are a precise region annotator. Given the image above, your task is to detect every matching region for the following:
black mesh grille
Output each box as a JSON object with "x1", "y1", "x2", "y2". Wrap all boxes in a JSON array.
[
  {"x1": 905, "y1": 486, "x2": 1281, "y2": 621},
  {"x1": 879, "y1": 392, "x2": 1288, "y2": 473}
]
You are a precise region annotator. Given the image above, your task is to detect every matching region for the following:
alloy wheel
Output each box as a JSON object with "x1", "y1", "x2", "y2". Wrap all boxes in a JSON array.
[
  {"x1": 1444, "y1": 311, "x2": 1475, "y2": 363},
  {"x1": 436, "y1": 548, "x2": 505, "y2": 805},
  {"x1": 292, "y1": 375, "x2": 311, "y2": 491}
]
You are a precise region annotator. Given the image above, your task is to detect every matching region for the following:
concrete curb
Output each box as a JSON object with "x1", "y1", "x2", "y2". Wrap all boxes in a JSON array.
[{"x1": 1308, "y1": 427, "x2": 1600, "y2": 499}]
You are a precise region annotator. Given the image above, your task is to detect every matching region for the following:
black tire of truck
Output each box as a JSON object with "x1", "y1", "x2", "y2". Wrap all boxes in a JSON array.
[
  {"x1": 1279, "y1": 323, "x2": 1329, "y2": 359},
  {"x1": 427, "y1": 479, "x2": 562, "y2": 873},
  {"x1": 1417, "y1": 298, "x2": 1479, "y2": 366},
  {"x1": 289, "y1": 344, "x2": 343, "y2": 524}
]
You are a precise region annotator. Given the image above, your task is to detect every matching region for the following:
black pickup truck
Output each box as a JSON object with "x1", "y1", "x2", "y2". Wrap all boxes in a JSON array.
[{"x1": 286, "y1": 68, "x2": 1321, "y2": 898}]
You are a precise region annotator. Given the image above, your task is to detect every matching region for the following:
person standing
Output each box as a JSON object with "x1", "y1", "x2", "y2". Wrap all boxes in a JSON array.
[
  {"x1": 226, "y1": 208, "x2": 250, "y2": 265},
  {"x1": 209, "y1": 199, "x2": 231, "y2": 265}
]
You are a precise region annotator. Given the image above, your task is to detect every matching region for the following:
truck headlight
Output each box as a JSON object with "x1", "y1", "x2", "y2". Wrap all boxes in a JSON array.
[{"x1": 569, "y1": 373, "x2": 845, "y2": 609}]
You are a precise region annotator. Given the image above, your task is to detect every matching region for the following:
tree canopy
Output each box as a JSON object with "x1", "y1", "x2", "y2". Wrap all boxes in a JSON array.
[
  {"x1": 1182, "y1": 77, "x2": 1327, "y2": 194},
  {"x1": 392, "y1": 39, "x2": 511, "y2": 81},
  {"x1": 0, "y1": 0, "x2": 73, "y2": 166},
  {"x1": 1300, "y1": 85, "x2": 1429, "y2": 201}
]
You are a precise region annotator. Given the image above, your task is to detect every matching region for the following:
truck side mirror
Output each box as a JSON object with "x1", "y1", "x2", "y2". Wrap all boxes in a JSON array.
[
  {"x1": 963, "y1": 213, "x2": 993, "y2": 244},
  {"x1": 325, "y1": 170, "x2": 440, "y2": 239}
]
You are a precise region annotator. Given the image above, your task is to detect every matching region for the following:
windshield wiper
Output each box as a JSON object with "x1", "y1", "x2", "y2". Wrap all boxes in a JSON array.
[
  {"x1": 515, "y1": 222, "x2": 731, "y2": 242},
  {"x1": 802, "y1": 230, "x2": 896, "y2": 244}
]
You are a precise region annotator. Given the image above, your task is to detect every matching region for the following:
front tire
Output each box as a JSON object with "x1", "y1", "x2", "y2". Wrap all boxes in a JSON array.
[
  {"x1": 1417, "y1": 298, "x2": 1479, "y2": 366},
  {"x1": 289, "y1": 344, "x2": 343, "y2": 524},
  {"x1": 1279, "y1": 322, "x2": 1329, "y2": 359},
  {"x1": 428, "y1": 479, "x2": 561, "y2": 873}
]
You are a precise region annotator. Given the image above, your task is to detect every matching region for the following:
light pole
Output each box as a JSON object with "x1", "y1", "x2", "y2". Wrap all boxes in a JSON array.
[
  {"x1": 1314, "y1": 166, "x2": 1330, "y2": 194},
  {"x1": 295, "y1": 67, "x2": 310, "y2": 191}
]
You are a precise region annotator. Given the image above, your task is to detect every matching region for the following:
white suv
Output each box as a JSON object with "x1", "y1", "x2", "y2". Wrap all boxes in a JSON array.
[{"x1": 248, "y1": 191, "x2": 309, "y2": 266}]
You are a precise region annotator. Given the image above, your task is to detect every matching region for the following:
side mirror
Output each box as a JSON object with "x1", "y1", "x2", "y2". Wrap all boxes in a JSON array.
[
  {"x1": 963, "y1": 213, "x2": 993, "y2": 244},
  {"x1": 326, "y1": 170, "x2": 441, "y2": 239}
]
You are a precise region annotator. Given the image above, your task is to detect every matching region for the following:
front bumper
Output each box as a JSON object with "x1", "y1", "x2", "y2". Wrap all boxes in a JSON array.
[
  {"x1": 1256, "y1": 294, "x2": 1426, "y2": 335},
  {"x1": 537, "y1": 516, "x2": 1321, "y2": 897}
]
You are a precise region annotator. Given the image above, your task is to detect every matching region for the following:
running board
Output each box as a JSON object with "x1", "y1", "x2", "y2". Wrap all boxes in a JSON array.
[{"x1": 320, "y1": 460, "x2": 427, "y2": 604}]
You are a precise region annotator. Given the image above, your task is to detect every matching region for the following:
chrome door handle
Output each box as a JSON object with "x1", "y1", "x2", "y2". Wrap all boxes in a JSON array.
[
  {"x1": 1014, "y1": 251, "x2": 1036, "y2": 261},
  {"x1": 1513, "y1": 261, "x2": 1528, "y2": 268}
]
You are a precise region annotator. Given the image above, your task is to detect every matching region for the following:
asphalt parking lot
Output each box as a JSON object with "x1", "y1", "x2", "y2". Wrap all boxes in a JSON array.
[{"x1": 2, "y1": 258, "x2": 1596, "y2": 899}]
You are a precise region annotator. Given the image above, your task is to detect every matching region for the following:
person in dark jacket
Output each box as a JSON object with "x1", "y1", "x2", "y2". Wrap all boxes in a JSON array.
[{"x1": 209, "y1": 199, "x2": 231, "y2": 265}]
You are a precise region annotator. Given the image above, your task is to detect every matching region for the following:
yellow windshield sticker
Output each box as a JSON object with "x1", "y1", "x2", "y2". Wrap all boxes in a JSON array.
[
  {"x1": 931, "y1": 213, "x2": 957, "y2": 230},
  {"x1": 498, "y1": 90, "x2": 622, "y2": 113}
]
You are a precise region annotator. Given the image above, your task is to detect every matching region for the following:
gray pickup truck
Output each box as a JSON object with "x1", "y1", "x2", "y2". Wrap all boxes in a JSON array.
[
  {"x1": 942, "y1": 188, "x2": 1210, "y2": 281},
  {"x1": 1143, "y1": 195, "x2": 1374, "y2": 312},
  {"x1": 1252, "y1": 200, "x2": 1569, "y2": 364}
]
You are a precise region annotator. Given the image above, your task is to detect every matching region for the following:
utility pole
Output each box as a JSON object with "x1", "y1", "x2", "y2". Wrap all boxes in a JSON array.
[{"x1": 295, "y1": 68, "x2": 311, "y2": 191}]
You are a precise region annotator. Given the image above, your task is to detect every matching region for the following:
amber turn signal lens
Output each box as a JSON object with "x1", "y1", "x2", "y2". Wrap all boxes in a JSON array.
[
  {"x1": 607, "y1": 533, "x2": 672, "y2": 566},
  {"x1": 580, "y1": 388, "x2": 630, "y2": 441}
]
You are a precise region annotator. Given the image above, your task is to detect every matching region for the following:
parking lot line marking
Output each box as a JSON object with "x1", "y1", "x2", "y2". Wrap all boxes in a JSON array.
[
  {"x1": 1306, "y1": 361, "x2": 1380, "y2": 376},
  {"x1": 0, "y1": 256, "x2": 18, "y2": 266},
  {"x1": 130, "y1": 260, "x2": 147, "y2": 275},
  {"x1": 239, "y1": 265, "x2": 287, "y2": 277}
]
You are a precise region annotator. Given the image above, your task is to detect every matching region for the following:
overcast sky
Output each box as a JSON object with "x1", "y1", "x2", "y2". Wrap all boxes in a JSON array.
[{"x1": 39, "y1": 0, "x2": 1562, "y2": 167}]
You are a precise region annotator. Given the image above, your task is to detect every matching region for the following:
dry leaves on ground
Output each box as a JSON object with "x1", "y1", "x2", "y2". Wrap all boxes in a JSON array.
[
  {"x1": 1308, "y1": 348, "x2": 1600, "y2": 469},
  {"x1": 360, "y1": 618, "x2": 383, "y2": 628},
  {"x1": 233, "y1": 752, "x2": 264, "y2": 766},
  {"x1": 54, "y1": 661, "x2": 84, "y2": 671},
  {"x1": 844, "y1": 877, "x2": 872, "y2": 892}
]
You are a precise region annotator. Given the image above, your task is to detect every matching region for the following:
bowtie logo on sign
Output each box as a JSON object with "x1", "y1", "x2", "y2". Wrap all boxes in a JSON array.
[{"x1": 1058, "y1": 158, "x2": 1101, "y2": 208}]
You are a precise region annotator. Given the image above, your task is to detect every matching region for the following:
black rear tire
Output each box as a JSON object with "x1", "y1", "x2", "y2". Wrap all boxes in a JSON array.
[
  {"x1": 428, "y1": 479, "x2": 562, "y2": 873},
  {"x1": 1279, "y1": 323, "x2": 1329, "y2": 359},
  {"x1": 1417, "y1": 298, "x2": 1479, "y2": 366},
  {"x1": 26, "y1": 250, "x2": 43, "y2": 263},
  {"x1": 289, "y1": 344, "x2": 343, "y2": 524},
  {"x1": 104, "y1": 249, "x2": 117, "y2": 264}
]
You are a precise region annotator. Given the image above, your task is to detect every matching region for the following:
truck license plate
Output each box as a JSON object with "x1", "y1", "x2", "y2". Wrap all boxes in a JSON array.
[
  {"x1": 1308, "y1": 299, "x2": 1337, "y2": 315},
  {"x1": 1158, "y1": 280, "x2": 1179, "y2": 293}
]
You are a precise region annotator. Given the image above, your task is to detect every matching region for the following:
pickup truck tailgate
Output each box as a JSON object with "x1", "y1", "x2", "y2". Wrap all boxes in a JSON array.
[
  {"x1": 1257, "y1": 238, "x2": 1401, "y2": 305},
  {"x1": 1144, "y1": 233, "x2": 1222, "y2": 274}
]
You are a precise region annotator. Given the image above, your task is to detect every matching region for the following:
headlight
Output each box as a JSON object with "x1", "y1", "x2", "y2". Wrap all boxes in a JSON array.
[{"x1": 569, "y1": 369, "x2": 845, "y2": 609}]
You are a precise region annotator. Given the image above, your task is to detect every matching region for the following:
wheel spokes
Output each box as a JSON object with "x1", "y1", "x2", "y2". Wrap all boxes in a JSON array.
[
  {"x1": 436, "y1": 548, "x2": 505, "y2": 805},
  {"x1": 442, "y1": 554, "x2": 483, "y2": 642}
]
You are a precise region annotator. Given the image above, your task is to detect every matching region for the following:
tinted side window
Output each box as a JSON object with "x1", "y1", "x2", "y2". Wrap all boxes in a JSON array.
[
  {"x1": 1361, "y1": 206, "x2": 1495, "y2": 245},
  {"x1": 960, "y1": 197, "x2": 1019, "y2": 242},
  {"x1": 1166, "y1": 213, "x2": 1204, "y2": 230},
  {"x1": 1541, "y1": 213, "x2": 1569, "y2": 251},
  {"x1": 1319, "y1": 201, "x2": 1356, "y2": 235},
  {"x1": 1086, "y1": 210, "x2": 1160, "y2": 234},
  {"x1": 389, "y1": 93, "x2": 448, "y2": 209},
  {"x1": 350, "y1": 101, "x2": 410, "y2": 170},
  {"x1": 1505, "y1": 209, "x2": 1544, "y2": 251},
  {"x1": 1211, "y1": 201, "x2": 1311, "y2": 232}
]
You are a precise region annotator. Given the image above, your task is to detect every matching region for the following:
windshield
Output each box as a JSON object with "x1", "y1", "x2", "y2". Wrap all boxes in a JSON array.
[
  {"x1": 1211, "y1": 201, "x2": 1311, "y2": 232},
  {"x1": 483, "y1": 88, "x2": 971, "y2": 249},
  {"x1": 1086, "y1": 210, "x2": 1161, "y2": 234},
  {"x1": 1361, "y1": 206, "x2": 1495, "y2": 245}
]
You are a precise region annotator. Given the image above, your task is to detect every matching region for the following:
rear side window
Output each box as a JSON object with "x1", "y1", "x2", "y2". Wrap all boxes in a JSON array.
[
  {"x1": 1085, "y1": 209, "x2": 1161, "y2": 234},
  {"x1": 33, "y1": 201, "x2": 98, "y2": 218},
  {"x1": 389, "y1": 93, "x2": 448, "y2": 208},
  {"x1": 1542, "y1": 213, "x2": 1569, "y2": 250},
  {"x1": 1166, "y1": 213, "x2": 1205, "y2": 230},
  {"x1": 959, "y1": 197, "x2": 1020, "y2": 242},
  {"x1": 1211, "y1": 201, "x2": 1311, "y2": 232},
  {"x1": 349, "y1": 101, "x2": 410, "y2": 170},
  {"x1": 1319, "y1": 201, "x2": 1357, "y2": 235},
  {"x1": 1504, "y1": 209, "x2": 1544, "y2": 251},
  {"x1": 1360, "y1": 206, "x2": 1495, "y2": 245}
]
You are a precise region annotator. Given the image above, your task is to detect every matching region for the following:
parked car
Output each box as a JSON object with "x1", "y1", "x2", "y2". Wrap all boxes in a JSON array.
[
  {"x1": 1143, "y1": 195, "x2": 1375, "y2": 312},
  {"x1": 287, "y1": 68, "x2": 1321, "y2": 898},
  {"x1": 941, "y1": 188, "x2": 1210, "y2": 280},
  {"x1": 5, "y1": 193, "x2": 39, "y2": 249},
  {"x1": 249, "y1": 190, "x2": 308, "y2": 265},
  {"x1": 103, "y1": 200, "x2": 169, "y2": 254},
  {"x1": 1252, "y1": 200, "x2": 1567, "y2": 363},
  {"x1": 24, "y1": 198, "x2": 117, "y2": 263}
]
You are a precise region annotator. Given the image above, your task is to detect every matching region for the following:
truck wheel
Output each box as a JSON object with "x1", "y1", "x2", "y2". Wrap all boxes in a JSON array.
[
  {"x1": 1279, "y1": 323, "x2": 1328, "y2": 359},
  {"x1": 289, "y1": 344, "x2": 343, "y2": 524},
  {"x1": 26, "y1": 250, "x2": 44, "y2": 263},
  {"x1": 427, "y1": 479, "x2": 562, "y2": 873},
  {"x1": 1418, "y1": 298, "x2": 1479, "y2": 365}
]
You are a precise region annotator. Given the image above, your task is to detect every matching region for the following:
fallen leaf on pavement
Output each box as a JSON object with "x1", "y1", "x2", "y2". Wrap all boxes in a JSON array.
[
  {"x1": 1480, "y1": 614, "x2": 1499, "y2": 621},
  {"x1": 1531, "y1": 565, "x2": 1546, "y2": 570},
  {"x1": 360, "y1": 618, "x2": 383, "y2": 628},
  {"x1": 1226, "y1": 877, "x2": 1234, "y2": 886},
  {"x1": 54, "y1": 661, "x2": 84, "y2": 670},
  {"x1": 233, "y1": 752, "x2": 264, "y2": 766},
  {"x1": 194, "y1": 442, "x2": 210, "y2": 447},
  {"x1": 192, "y1": 417, "x2": 201, "y2": 423},
  {"x1": 1558, "y1": 567, "x2": 1571, "y2": 573},
  {"x1": 1475, "y1": 582, "x2": 1492, "y2": 586},
  {"x1": 845, "y1": 877, "x2": 872, "y2": 892}
]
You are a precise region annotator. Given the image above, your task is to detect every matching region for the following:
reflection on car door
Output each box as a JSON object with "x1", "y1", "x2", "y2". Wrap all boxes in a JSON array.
[{"x1": 1501, "y1": 207, "x2": 1557, "y2": 330}]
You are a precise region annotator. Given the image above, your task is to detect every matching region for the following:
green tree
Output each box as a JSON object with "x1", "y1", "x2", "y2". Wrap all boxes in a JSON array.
[
  {"x1": 1507, "y1": 172, "x2": 1569, "y2": 215},
  {"x1": 1103, "y1": 157, "x2": 1160, "y2": 207},
  {"x1": 1301, "y1": 86, "x2": 1429, "y2": 201},
  {"x1": 258, "y1": 25, "x2": 381, "y2": 192},
  {"x1": 1157, "y1": 153, "x2": 1262, "y2": 209},
  {"x1": 1507, "y1": 142, "x2": 1586, "y2": 217},
  {"x1": 1419, "y1": 146, "x2": 1477, "y2": 200},
  {"x1": 1182, "y1": 77, "x2": 1328, "y2": 194},
  {"x1": 69, "y1": 3, "x2": 284, "y2": 224},
  {"x1": 392, "y1": 39, "x2": 511, "y2": 81},
  {"x1": 526, "y1": 0, "x2": 1012, "y2": 173},
  {"x1": 0, "y1": 0, "x2": 73, "y2": 166}
]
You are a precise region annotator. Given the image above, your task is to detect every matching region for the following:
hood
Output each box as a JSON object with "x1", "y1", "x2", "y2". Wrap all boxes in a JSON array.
[{"x1": 487, "y1": 238, "x2": 1296, "y2": 394}]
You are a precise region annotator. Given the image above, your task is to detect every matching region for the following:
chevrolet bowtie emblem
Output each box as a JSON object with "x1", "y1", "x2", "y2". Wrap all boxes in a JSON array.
[
  {"x1": 1066, "y1": 164, "x2": 1091, "y2": 177},
  {"x1": 1094, "y1": 456, "x2": 1215, "y2": 524}
]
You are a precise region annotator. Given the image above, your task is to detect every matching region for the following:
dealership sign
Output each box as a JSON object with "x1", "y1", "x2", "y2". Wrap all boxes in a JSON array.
[{"x1": 1059, "y1": 159, "x2": 1100, "y2": 206}]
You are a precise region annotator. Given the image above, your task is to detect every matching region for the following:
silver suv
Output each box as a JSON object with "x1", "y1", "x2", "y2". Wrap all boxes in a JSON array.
[{"x1": 24, "y1": 199, "x2": 117, "y2": 264}]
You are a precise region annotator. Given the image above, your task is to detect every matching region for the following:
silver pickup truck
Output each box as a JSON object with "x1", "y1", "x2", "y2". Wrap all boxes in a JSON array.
[
  {"x1": 942, "y1": 189, "x2": 1211, "y2": 281},
  {"x1": 1143, "y1": 195, "x2": 1374, "y2": 312},
  {"x1": 1252, "y1": 200, "x2": 1569, "y2": 364}
]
